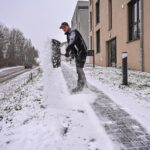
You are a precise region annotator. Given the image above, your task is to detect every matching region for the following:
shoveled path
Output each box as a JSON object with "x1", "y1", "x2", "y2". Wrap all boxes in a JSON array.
[{"x1": 61, "y1": 63, "x2": 150, "y2": 150}]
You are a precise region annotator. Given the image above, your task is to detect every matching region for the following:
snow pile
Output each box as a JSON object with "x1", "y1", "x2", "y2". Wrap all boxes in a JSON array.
[{"x1": 40, "y1": 39, "x2": 69, "y2": 108}]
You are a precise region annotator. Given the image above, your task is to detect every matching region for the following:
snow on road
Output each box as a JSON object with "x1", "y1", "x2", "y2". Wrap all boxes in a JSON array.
[
  {"x1": 0, "y1": 66, "x2": 23, "y2": 73},
  {"x1": 62, "y1": 62, "x2": 150, "y2": 149}
]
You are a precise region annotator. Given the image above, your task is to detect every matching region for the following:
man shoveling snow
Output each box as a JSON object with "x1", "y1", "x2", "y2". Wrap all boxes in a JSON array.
[{"x1": 60, "y1": 22, "x2": 87, "y2": 93}]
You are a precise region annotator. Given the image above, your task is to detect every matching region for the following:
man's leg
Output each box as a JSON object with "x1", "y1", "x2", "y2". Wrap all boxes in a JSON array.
[
  {"x1": 76, "y1": 66, "x2": 87, "y2": 89},
  {"x1": 71, "y1": 58, "x2": 87, "y2": 93}
]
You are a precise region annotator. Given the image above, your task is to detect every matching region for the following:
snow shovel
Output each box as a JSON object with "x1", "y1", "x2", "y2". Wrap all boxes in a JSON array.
[{"x1": 51, "y1": 39, "x2": 61, "y2": 68}]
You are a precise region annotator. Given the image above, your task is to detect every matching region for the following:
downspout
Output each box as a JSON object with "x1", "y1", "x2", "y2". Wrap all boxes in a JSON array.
[
  {"x1": 140, "y1": 0, "x2": 144, "y2": 72},
  {"x1": 91, "y1": 0, "x2": 95, "y2": 67},
  {"x1": 92, "y1": 0, "x2": 94, "y2": 51}
]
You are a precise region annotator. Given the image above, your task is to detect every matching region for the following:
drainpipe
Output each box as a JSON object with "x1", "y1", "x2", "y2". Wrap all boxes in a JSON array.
[
  {"x1": 140, "y1": 0, "x2": 144, "y2": 72},
  {"x1": 92, "y1": 0, "x2": 94, "y2": 52},
  {"x1": 92, "y1": 1, "x2": 95, "y2": 67}
]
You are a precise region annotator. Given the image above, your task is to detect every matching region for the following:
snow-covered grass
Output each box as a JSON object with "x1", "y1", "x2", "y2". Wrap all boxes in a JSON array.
[
  {"x1": 84, "y1": 64, "x2": 150, "y2": 101},
  {"x1": 0, "y1": 72, "x2": 45, "y2": 150},
  {"x1": 0, "y1": 67, "x2": 40, "y2": 101},
  {"x1": 0, "y1": 67, "x2": 41, "y2": 148}
]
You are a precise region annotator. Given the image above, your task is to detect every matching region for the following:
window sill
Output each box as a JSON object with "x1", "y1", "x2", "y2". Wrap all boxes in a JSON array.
[{"x1": 127, "y1": 38, "x2": 140, "y2": 43}]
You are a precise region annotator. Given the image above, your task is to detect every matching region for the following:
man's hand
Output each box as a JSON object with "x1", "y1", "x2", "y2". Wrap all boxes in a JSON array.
[
  {"x1": 70, "y1": 51, "x2": 75, "y2": 59},
  {"x1": 65, "y1": 52, "x2": 69, "y2": 57}
]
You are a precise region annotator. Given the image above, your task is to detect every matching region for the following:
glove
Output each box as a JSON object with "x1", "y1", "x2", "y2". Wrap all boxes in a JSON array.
[
  {"x1": 70, "y1": 53, "x2": 75, "y2": 59},
  {"x1": 65, "y1": 52, "x2": 69, "y2": 57}
]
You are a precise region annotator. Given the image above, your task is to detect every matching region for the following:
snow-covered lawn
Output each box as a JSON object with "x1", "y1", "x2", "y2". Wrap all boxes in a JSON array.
[{"x1": 84, "y1": 64, "x2": 150, "y2": 102}]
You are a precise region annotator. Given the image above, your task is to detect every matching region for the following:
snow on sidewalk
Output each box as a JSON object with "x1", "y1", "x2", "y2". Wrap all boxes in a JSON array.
[
  {"x1": 62, "y1": 62, "x2": 150, "y2": 150},
  {"x1": 64, "y1": 61, "x2": 150, "y2": 135},
  {"x1": 85, "y1": 64, "x2": 150, "y2": 101},
  {"x1": 84, "y1": 64, "x2": 150, "y2": 135},
  {"x1": 41, "y1": 65, "x2": 114, "y2": 150},
  {"x1": 40, "y1": 39, "x2": 115, "y2": 150}
]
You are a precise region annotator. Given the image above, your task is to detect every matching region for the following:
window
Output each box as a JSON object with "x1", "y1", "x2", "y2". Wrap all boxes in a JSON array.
[
  {"x1": 96, "y1": 0, "x2": 100, "y2": 24},
  {"x1": 96, "y1": 30, "x2": 100, "y2": 53},
  {"x1": 90, "y1": 11, "x2": 92, "y2": 31},
  {"x1": 128, "y1": 0, "x2": 141, "y2": 41},
  {"x1": 108, "y1": 0, "x2": 112, "y2": 30},
  {"x1": 108, "y1": 39, "x2": 117, "y2": 67}
]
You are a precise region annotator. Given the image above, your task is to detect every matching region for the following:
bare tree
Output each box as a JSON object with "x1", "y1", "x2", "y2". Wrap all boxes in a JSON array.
[
  {"x1": 0, "y1": 23, "x2": 39, "y2": 68},
  {"x1": 0, "y1": 24, "x2": 9, "y2": 67}
]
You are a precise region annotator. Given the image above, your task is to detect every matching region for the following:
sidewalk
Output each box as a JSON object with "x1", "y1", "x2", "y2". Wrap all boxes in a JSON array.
[{"x1": 62, "y1": 63, "x2": 150, "y2": 150}]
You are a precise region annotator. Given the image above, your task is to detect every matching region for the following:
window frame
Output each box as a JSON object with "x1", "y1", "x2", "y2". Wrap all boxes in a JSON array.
[
  {"x1": 96, "y1": 0, "x2": 100, "y2": 25},
  {"x1": 128, "y1": 0, "x2": 141, "y2": 42},
  {"x1": 90, "y1": 36, "x2": 92, "y2": 49},
  {"x1": 108, "y1": 0, "x2": 112, "y2": 30},
  {"x1": 96, "y1": 29, "x2": 100, "y2": 53},
  {"x1": 90, "y1": 11, "x2": 92, "y2": 31}
]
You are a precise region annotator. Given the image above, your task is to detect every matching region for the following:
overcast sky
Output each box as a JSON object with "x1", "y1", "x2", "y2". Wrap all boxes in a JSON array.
[{"x1": 0, "y1": 0, "x2": 79, "y2": 50}]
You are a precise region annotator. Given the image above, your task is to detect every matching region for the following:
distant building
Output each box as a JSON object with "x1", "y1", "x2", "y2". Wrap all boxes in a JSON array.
[
  {"x1": 71, "y1": 0, "x2": 89, "y2": 49},
  {"x1": 89, "y1": 0, "x2": 150, "y2": 72}
]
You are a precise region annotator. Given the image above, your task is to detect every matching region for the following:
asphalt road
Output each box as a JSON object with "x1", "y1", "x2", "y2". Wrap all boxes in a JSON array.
[{"x1": 0, "y1": 66, "x2": 32, "y2": 83}]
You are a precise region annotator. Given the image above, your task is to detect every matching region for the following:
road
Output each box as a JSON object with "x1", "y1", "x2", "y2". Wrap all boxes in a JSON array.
[{"x1": 0, "y1": 66, "x2": 32, "y2": 83}]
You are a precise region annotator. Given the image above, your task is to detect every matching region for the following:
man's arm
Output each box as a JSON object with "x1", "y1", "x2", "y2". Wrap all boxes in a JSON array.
[{"x1": 65, "y1": 30, "x2": 77, "y2": 57}]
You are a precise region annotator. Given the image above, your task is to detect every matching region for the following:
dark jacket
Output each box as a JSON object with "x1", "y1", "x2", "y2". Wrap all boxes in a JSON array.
[{"x1": 65, "y1": 29, "x2": 87, "y2": 66}]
